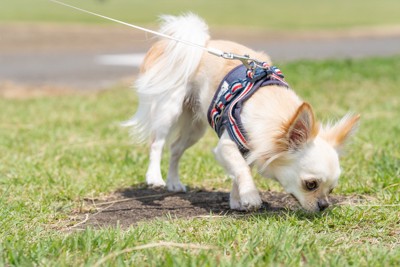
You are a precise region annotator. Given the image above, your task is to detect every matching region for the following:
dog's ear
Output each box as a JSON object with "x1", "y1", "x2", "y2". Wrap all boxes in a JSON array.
[
  {"x1": 280, "y1": 102, "x2": 319, "y2": 151},
  {"x1": 320, "y1": 114, "x2": 360, "y2": 154}
]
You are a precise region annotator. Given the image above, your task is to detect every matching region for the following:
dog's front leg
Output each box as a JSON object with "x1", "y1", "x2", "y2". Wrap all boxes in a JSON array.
[{"x1": 214, "y1": 132, "x2": 262, "y2": 211}]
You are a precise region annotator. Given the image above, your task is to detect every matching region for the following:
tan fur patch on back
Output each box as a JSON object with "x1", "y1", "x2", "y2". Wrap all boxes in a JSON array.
[{"x1": 140, "y1": 41, "x2": 166, "y2": 73}]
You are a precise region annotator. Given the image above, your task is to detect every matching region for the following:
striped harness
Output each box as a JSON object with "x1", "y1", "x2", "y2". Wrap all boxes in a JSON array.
[{"x1": 207, "y1": 62, "x2": 289, "y2": 155}]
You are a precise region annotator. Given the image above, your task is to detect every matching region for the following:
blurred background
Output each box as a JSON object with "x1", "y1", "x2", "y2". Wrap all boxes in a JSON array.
[{"x1": 1, "y1": 0, "x2": 400, "y2": 92}]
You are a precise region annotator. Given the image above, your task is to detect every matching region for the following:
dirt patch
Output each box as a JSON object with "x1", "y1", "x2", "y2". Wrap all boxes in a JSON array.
[
  {"x1": 2, "y1": 23, "x2": 400, "y2": 54},
  {"x1": 71, "y1": 186, "x2": 361, "y2": 229},
  {"x1": 0, "y1": 23, "x2": 152, "y2": 54},
  {"x1": 0, "y1": 81, "x2": 79, "y2": 99},
  {"x1": 0, "y1": 77, "x2": 133, "y2": 99},
  {"x1": 2, "y1": 23, "x2": 400, "y2": 91}
]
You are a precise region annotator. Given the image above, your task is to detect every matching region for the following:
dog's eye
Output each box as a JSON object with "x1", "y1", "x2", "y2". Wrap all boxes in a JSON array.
[{"x1": 305, "y1": 180, "x2": 318, "y2": 191}]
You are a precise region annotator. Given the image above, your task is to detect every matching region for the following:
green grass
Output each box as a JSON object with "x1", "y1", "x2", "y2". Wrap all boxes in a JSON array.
[
  {"x1": 1, "y1": 56, "x2": 400, "y2": 266},
  {"x1": 2, "y1": 0, "x2": 400, "y2": 30}
]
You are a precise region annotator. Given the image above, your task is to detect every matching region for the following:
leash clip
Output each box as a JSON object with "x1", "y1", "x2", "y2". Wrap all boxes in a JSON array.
[
  {"x1": 222, "y1": 53, "x2": 253, "y2": 69},
  {"x1": 221, "y1": 53, "x2": 266, "y2": 73},
  {"x1": 219, "y1": 52, "x2": 272, "y2": 80}
]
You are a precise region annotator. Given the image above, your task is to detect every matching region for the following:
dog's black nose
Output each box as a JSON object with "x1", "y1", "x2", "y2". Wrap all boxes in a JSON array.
[{"x1": 318, "y1": 199, "x2": 329, "y2": 211}]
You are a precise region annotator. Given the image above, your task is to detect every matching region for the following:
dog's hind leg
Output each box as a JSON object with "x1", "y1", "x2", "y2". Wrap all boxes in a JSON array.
[
  {"x1": 145, "y1": 91, "x2": 187, "y2": 188},
  {"x1": 166, "y1": 107, "x2": 207, "y2": 192},
  {"x1": 146, "y1": 132, "x2": 168, "y2": 188},
  {"x1": 214, "y1": 131, "x2": 262, "y2": 211}
]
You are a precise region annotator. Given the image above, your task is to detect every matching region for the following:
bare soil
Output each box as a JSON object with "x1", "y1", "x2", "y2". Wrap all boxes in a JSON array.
[
  {"x1": 2, "y1": 23, "x2": 400, "y2": 91},
  {"x1": 0, "y1": 23, "x2": 400, "y2": 54},
  {"x1": 2, "y1": 23, "x2": 400, "y2": 54},
  {"x1": 74, "y1": 186, "x2": 360, "y2": 229}
]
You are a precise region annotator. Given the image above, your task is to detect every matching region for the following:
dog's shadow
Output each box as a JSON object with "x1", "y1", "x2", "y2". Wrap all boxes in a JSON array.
[
  {"x1": 118, "y1": 184, "x2": 297, "y2": 213},
  {"x1": 119, "y1": 186, "x2": 231, "y2": 213},
  {"x1": 84, "y1": 184, "x2": 354, "y2": 228}
]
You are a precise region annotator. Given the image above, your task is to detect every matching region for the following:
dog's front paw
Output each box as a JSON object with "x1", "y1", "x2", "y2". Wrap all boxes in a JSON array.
[
  {"x1": 230, "y1": 188, "x2": 246, "y2": 210},
  {"x1": 166, "y1": 181, "x2": 187, "y2": 192},
  {"x1": 240, "y1": 190, "x2": 262, "y2": 211},
  {"x1": 230, "y1": 196, "x2": 245, "y2": 211}
]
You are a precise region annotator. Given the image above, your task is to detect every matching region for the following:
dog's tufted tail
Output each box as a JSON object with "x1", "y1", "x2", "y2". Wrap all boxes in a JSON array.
[{"x1": 122, "y1": 13, "x2": 210, "y2": 142}]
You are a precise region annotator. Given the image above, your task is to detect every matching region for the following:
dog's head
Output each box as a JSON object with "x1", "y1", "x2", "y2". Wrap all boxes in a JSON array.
[{"x1": 264, "y1": 103, "x2": 360, "y2": 212}]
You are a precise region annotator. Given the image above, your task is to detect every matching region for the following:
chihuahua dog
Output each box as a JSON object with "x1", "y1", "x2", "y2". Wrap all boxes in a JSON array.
[{"x1": 123, "y1": 14, "x2": 359, "y2": 212}]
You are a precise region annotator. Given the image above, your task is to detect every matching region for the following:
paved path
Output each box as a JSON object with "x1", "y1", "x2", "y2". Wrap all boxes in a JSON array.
[{"x1": 1, "y1": 25, "x2": 400, "y2": 90}]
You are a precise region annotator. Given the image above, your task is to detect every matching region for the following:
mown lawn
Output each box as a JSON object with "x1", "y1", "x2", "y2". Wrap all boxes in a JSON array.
[
  {"x1": 2, "y1": 0, "x2": 400, "y2": 30},
  {"x1": 0, "y1": 56, "x2": 399, "y2": 266}
]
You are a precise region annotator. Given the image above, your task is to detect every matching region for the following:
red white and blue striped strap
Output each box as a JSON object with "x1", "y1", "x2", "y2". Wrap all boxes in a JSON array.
[{"x1": 207, "y1": 62, "x2": 289, "y2": 154}]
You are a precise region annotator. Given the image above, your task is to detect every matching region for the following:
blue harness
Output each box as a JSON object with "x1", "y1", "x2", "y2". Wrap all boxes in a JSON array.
[{"x1": 207, "y1": 62, "x2": 289, "y2": 154}]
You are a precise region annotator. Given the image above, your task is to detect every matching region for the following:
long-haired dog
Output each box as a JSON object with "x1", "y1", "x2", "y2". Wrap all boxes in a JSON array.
[{"x1": 123, "y1": 14, "x2": 360, "y2": 212}]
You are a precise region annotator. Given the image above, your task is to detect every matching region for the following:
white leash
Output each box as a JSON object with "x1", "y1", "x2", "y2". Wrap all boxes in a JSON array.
[{"x1": 49, "y1": 0, "x2": 262, "y2": 68}]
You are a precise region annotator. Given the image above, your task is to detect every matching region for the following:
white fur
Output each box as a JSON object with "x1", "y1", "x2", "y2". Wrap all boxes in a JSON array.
[
  {"x1": 122, "y1": 13, "x2": 209, "y2": 141},
  {"x1": 124, "y1": 14, "x2": 360, "y2": 211}
]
